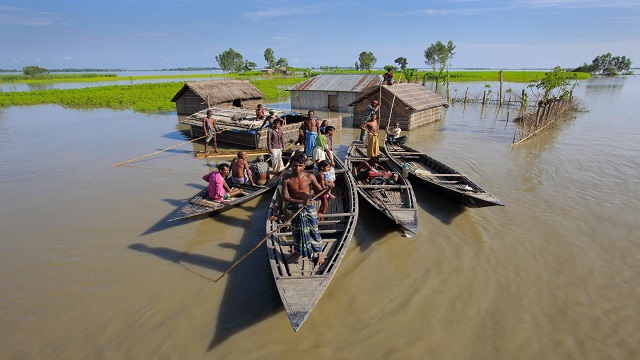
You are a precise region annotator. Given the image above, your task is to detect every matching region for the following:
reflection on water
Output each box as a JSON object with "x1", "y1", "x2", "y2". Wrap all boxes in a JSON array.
[{"x1": 1, "y1": 78, "x2": 639, "y2": 359}]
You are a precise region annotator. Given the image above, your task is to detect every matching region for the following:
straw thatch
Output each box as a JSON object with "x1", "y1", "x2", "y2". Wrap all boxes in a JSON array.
[
  {"x1": 350, "y1": 83, "x2": 448, "y2": 130},
  {"x1": 171, "y1": 80, "x2": 265, "y2": 115}
]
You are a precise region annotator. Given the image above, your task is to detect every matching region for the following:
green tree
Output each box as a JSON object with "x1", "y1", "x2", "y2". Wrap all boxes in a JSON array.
[
  {"x1": 424, "y1": 40, "x2": 455, "y2": 73},
  {"x1": 424, "y1": 40, "x2": 456, "y2": 93},
  {"x1": 23, "y1": 65, "x2": 49, "y2": 77},
  {"x1": 275, "y1": 57, "x2": 288, "y2": 69},
  {"x1": 589, "y1": 52, "x2": 632, "y2": 75},
  {"x1": 215, "y1": 48, "x2": 245, "y2": 72},
  {"x1": 264, "y1": 48, "x2": 276, "y2": 69},
  {"x1": 243, "y1": 60, "x2": 257, "y2": 72},
  {"x1": 357, "y1": 51, "x2": 377, "y2": 71},
  {"x1": 394, "y1": 57, "x2": 408, "y2": 71},
  {"x1": 529, "y1": 66, "x2": 577, "y2": 100}
]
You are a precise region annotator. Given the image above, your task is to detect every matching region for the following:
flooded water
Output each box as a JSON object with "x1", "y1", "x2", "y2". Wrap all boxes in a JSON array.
[
  {"x1": 1, "y1": 77, "x2": 639, "y2": 359},
  {"x1": 0, "y1": 70, "x2": 224, "y2": 92}
]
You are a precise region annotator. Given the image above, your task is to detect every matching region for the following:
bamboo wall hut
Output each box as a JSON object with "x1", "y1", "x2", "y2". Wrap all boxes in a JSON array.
[
  {"x1": 350, "y1": 83, "x2": 448, "y2": 131},
  {"x1": 171, "y1": 80, "x2": 264, "y2": 115},
  {"x1": 288, "y1": 74, "x2": 382, "y2": 112}
]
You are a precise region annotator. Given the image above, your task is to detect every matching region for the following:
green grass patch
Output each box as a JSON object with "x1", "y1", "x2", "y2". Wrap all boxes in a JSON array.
[
  {"x1": 0, "y1": 76, "x2": 306, "y2": 112},
  {"x1": 0, "y1": 70, "x2": 590, "y2": 112}
]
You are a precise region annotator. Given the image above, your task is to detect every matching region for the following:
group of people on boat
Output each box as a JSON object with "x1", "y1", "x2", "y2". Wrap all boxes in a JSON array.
[{"x1": 199, "y1": 96, "x2": 408, "y2": 268}]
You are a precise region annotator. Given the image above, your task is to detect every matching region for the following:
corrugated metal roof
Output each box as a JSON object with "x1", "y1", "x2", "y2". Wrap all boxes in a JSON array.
[{"x1": 289, "y1": 74, "x2": 382, "y2": 92}]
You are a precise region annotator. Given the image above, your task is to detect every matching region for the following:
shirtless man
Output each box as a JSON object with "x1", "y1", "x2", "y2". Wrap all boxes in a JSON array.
[
  {"x1": 230, "y1": 151, "x2": 255, "y2": 185},
  {"x1": 255, "y1": 104, "x2": 266, "y2": 121},
  {"x1": 361, "y1": 113, "x2": 380, "y2": 158},
  {"x1": 202, "y1": 110, "x2": 221, "y2": 154},
  {"x1": 304, "y1": 110, "x2": 320, "y2": 157},
  {"x1": 282, "y1": 153, "x2": 332, "y2": 266}
]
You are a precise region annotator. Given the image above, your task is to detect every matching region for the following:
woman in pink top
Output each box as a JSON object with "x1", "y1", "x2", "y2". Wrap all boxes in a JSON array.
[{"x1": 202, "y1": 163, "x2": 243, "y2": 203}]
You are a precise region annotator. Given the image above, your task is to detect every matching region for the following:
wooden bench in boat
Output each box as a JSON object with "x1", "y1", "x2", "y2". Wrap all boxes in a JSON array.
[{"x1": 356, "y1": 184, "x2": 411, "y2": 189}]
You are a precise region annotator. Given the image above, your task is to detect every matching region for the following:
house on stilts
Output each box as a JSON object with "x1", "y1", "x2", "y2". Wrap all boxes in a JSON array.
[{"x1": 350, "y1": 82, "x2": 449, "y2": 130}]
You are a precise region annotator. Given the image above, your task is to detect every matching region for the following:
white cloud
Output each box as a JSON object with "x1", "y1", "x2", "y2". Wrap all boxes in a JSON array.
[{"x1": 0, "y1": 6, "x2": 54, "y2": 26}]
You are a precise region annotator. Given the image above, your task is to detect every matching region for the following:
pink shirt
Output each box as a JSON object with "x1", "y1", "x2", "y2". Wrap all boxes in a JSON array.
[{"x1": 202, "y1": 171, "x2": 226, "y2": 201}]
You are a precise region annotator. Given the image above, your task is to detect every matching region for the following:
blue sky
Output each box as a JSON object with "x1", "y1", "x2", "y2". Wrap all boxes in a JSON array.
[{"x1": 1, "y1": 0, "x2": 639, "y2": 70}]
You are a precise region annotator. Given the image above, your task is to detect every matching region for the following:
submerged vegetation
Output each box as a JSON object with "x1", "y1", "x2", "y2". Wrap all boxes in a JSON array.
[
  {"x1": 0, "y1": 76, "x2": 305, "y2": 112},
  {"x1": 0, "y1": 69, "x2": 590, "y2": 113}
]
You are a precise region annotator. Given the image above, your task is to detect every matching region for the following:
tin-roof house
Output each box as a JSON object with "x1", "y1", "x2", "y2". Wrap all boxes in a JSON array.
[{"x1": 288, "y1": 74, "x2": 382, "y2": 112}]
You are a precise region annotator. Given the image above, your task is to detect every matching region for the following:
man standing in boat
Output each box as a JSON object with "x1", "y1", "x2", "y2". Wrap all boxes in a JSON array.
[
  {"x1": 359, "y1": 99, "x2": 380, "y2": 143},
  {"x1": 267, "y1": 119, "x2": 285, "y2": 174},
  {"x1": 304, "y1": 110, "x2": 320, "y2": 157},
  {"x1": 202, "y1": 110, "x2": 221, "y2": 155},
  {"x1": 361, "y1": 113, "x2": 380, "y2": 158},
  {"x1": 282, "y1": 153, "x2": 331, "y2": 266}
]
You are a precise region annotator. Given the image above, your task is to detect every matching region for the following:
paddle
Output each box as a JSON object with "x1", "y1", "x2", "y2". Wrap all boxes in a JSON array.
[{"x1": 213, "y1": 186, "x2": 332, "y2": 283}]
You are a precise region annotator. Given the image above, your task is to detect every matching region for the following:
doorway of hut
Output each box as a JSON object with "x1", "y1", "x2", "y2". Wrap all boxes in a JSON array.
[
  {"x1": 328, "y1": 95, "x2": 338, "y2": 111},
  {"x1": 232, "y1": 99, "x2": 243, "y2": 107}
]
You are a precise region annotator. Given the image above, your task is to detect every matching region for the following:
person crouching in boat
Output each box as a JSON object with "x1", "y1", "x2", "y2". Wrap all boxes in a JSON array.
[
  {"x1": 386, "y1": 122, "x2": 408, "y2": 145},
  {"x1": 203, "y1": 163, "x2": 244, "y2": 204},
  {"x1": 230, "y1": 151, "x2": 256, "y2": 186},
  {"x1": 282, "y1": 153, "x2": 333, "y2": 266}
]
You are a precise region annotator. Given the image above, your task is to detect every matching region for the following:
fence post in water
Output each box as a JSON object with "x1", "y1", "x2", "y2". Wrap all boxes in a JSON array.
[
  {"x1": 463, "y1": 87, "x2": 468, "y2": 104},
  {"x1": 499, "y1": 70, "x2": 503, "y2": 107},
  {"x1": 482, "y1": 91, "x2": 486, "y2": 106}
]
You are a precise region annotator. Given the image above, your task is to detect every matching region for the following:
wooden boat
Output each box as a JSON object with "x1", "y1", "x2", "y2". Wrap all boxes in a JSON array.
[
  {"x1": 167, "y1": 152, "x2": 293, "y2": 222},
  {"x1": 383, "y1": 142, "x2": 504, "y2": 208},
  {"x1": 345, "y1": 140, "x2": 418, "y2": 235},
  {"x1": 266, "y1": 156, "x2": 358, "y2": 332}
]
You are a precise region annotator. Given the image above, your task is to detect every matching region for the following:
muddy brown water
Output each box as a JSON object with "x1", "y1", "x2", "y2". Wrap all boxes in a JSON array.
[{"x1": 1, "y1": 77, "x2": 639, "y2": 359}]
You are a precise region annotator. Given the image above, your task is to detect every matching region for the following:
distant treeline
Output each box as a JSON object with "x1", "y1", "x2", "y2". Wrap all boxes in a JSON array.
[{"x1": 1, "y1": 67, "x2": 220, "y2": 73}]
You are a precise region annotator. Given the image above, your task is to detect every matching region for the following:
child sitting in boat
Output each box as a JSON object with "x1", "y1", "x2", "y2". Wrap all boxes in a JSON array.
[{"x1": 315, "y1": 160, "x2": 336, "y2": 220}]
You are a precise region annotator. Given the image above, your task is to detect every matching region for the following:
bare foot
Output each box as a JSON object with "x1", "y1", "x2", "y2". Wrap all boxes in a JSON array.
[
  {"x1": 316, "y1": 252, "x2": 325, "y2": 266},
  {"x1": 287, "y1": 251, "x2": 300, "y2": 263}
]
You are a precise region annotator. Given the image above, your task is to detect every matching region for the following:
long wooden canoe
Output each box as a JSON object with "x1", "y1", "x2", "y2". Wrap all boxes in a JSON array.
[
  {"x1": 383, "y1": 142, "x2": 504, "y2": 208},
  {"x1": 266, "y1": 156, "x2": 358, "y2": 332},
  {"x1": 167, "y1": 152, "x2": 293, "y2": 222},
  {"x1": 345, "y1": 140, "x2": 418, "y2": 236}
]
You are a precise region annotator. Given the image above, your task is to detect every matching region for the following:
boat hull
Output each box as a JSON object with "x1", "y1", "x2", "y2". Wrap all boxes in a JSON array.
[{"x1": 266, "y1": 157, "x2": 358, "y2": 331}]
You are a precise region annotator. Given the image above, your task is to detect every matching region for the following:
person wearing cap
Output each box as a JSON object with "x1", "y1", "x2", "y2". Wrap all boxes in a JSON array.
[
  {"x1": 359, "y1": 99, "x2": 380, "y2": 143},
  {"x1": 250, "y1": 154, "x2": 270, "y2": 185},
  {"x1": 261, "y1": 109, "x2": 282, "y2": 129}
]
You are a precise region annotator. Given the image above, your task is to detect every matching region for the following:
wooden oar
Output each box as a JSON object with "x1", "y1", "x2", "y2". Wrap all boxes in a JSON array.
[
  {"x1": 113, "y1": 136, "x2": 206, "y2": 166},
  {"x1": 213, "y1": 186, "x2": 332, "y2": 283}
]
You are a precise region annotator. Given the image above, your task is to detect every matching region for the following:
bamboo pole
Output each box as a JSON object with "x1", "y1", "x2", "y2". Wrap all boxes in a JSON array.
[
  {"x1": 385, "y1": 72, "x2": 403, "y2": 134},
  {"x1": 213, "y1": 186, "x2": 332, "y2": 283},
  {"x1": 114, "y1": 136, "x2": 206, "y2": 167}
]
